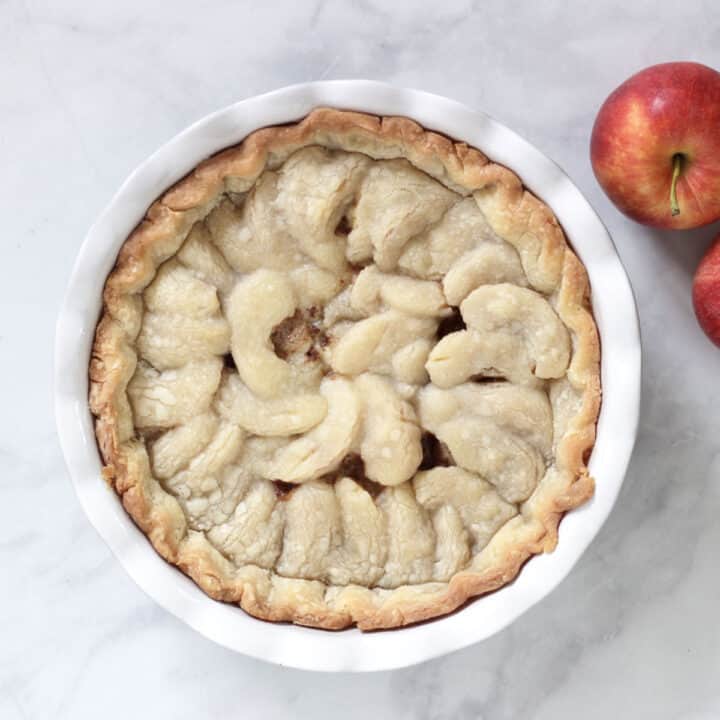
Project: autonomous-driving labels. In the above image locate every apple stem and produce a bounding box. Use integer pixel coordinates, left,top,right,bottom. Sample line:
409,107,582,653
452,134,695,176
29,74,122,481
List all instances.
670,153,683,216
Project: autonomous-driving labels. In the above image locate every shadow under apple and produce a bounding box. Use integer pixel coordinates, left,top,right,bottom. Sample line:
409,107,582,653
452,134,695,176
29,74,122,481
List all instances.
626,219,719,276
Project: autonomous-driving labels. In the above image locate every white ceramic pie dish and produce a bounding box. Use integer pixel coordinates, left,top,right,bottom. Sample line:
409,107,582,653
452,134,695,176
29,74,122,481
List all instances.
55,80,640,672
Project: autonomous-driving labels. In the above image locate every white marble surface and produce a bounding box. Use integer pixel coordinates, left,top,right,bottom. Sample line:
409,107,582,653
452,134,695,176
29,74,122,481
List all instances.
2,0,719,716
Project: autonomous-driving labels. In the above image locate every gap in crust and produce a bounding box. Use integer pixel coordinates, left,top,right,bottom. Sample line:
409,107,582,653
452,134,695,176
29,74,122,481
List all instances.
89,109,601,630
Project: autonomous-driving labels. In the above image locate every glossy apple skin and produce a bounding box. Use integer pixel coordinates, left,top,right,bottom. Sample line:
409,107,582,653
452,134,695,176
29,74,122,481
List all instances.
693,235,720,346
591,62,720,229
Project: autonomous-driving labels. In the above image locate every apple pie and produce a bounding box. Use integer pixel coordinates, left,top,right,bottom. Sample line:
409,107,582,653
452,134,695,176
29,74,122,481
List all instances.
90,109,600,630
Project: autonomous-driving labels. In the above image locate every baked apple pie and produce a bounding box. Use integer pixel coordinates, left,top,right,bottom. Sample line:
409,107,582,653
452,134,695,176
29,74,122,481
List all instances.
90,109,600,630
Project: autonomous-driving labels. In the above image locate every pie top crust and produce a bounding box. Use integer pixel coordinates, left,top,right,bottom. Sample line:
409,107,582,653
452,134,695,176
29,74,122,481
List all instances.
89,108,600,630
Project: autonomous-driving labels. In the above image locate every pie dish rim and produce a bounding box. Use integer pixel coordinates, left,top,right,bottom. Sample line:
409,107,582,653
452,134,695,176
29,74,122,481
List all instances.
55,80,640,671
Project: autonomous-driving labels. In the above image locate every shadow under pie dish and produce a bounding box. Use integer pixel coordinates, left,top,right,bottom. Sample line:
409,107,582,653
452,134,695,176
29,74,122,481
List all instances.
89,107,601,631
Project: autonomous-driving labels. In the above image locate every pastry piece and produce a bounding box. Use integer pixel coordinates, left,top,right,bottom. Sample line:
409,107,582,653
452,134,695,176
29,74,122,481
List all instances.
128,359,223,429
329,310,438,379
347,159,457,269
268,377,361,483
351,266,449,318
418,383,552,503
426,284,570,387
90,109,600,630
354,373,423,487
216,371,327,437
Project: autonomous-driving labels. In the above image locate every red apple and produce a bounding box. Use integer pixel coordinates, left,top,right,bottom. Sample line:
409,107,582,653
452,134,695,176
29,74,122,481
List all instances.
591,62,720,229
693,235,720,346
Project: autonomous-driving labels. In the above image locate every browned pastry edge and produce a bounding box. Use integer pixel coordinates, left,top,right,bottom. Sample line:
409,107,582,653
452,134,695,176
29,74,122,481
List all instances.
89,108,601,631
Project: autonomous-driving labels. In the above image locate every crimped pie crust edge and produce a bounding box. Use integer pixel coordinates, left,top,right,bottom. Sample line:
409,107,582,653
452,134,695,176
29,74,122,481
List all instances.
89,108,601,630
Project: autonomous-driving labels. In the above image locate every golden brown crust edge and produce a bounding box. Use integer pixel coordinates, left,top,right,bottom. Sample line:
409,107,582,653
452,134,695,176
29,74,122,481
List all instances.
89,108,601,631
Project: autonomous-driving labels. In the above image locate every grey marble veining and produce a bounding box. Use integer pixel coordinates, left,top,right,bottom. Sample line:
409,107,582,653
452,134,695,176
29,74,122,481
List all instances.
1,0,719,717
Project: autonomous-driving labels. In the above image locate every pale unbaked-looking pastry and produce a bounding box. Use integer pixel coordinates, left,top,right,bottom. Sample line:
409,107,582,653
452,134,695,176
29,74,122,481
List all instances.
90,109,600,630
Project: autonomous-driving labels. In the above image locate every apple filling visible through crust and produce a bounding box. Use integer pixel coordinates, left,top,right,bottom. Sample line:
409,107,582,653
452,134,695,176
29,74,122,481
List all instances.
91,111,600,630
